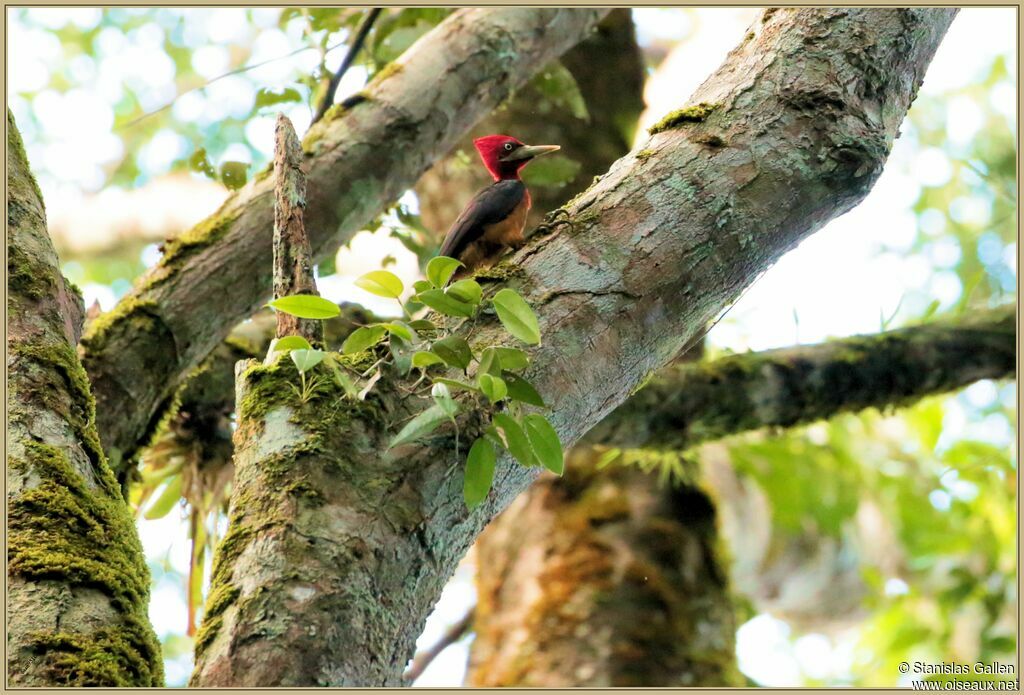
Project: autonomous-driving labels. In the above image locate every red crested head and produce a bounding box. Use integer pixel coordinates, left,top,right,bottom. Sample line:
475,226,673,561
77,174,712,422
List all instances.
473,134,561,181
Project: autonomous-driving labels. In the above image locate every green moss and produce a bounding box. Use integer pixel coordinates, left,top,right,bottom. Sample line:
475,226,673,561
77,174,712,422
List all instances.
156,204,241,273
9,340,106,469
25,624,162,687
369,60,404,85
7,242,57,300
79,297,162,356
8,108,45,208
635,149,656,161
8,442,162,685
647,102,722,135
193,582,241,654
472,261,525,283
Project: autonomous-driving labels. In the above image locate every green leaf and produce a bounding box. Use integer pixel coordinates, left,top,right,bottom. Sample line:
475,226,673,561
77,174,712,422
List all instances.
272,335,313,353
492,413,536,467
412,351,444,369
408,319,437,332
432,382,458,418
523,414,563,475
447,279,482,305
220,161,249,190
413,280,433,294
254,86,302,110
144,474,182,520
290,348,325,374
492,289,541,345
463,437,496,510
355,270,405,298
477,347,502,377
324,354,359,399
431,336,473,370
434,377,479,393
418,289,475,317
188,147,216,179
389,404,449,449
505,373,546,407
342,325,386,354
382,322,413,342
495,347,530,371
268,294,341,319
478,373,507,403
427,256,464,288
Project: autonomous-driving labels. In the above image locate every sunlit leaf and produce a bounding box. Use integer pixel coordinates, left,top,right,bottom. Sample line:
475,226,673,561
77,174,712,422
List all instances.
268,294,341,319
427,256,464,288
342,325,386,354
272,335,313,353
355,270,405,298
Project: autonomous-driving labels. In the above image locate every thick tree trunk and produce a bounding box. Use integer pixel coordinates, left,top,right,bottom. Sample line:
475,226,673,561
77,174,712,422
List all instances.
5,110,163,686
79,7,609,475
191,8,955,687
469,449,742,687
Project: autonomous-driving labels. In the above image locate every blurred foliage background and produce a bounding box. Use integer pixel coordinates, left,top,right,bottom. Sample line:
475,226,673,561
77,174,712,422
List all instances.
8,6,1017,687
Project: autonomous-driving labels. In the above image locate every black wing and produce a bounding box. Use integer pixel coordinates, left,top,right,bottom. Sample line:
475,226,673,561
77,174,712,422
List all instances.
438,179,526,259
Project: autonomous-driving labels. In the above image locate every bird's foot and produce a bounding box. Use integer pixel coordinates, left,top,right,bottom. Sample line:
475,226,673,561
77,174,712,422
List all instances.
533,208,575,237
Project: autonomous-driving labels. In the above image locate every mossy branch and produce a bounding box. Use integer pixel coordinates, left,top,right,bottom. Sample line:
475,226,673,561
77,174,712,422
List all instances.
6,109,163,686
585,305,1016,452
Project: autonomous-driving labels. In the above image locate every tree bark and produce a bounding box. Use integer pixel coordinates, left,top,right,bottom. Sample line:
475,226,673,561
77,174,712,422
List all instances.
79,7,609,474
5,110,163,686
190,8,955,687
586,303,1016,451
469,449,742,686
272,113,323,345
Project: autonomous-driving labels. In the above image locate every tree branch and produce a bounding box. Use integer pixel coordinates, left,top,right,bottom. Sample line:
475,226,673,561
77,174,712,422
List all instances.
311,8,383,125
403,607,475,684
80,8,610,473
272,113,322,344
189,8,956,687
6,110,163,686
586,304,1016,451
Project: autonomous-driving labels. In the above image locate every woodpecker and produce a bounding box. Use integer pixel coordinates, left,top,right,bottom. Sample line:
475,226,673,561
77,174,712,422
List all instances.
438,135,560,275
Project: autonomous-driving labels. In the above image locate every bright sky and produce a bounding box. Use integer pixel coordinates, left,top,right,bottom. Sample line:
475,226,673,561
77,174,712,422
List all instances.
8,6,1017,688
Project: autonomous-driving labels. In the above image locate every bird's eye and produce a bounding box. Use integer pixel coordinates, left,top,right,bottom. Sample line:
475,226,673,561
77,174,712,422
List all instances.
504,143,514,151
